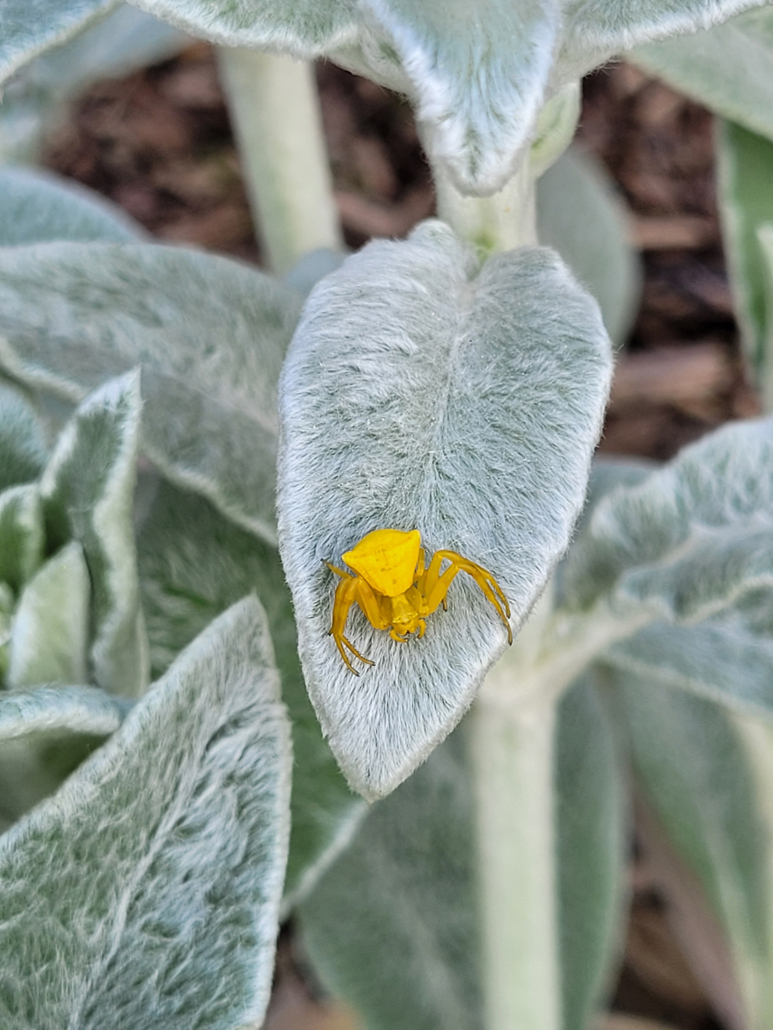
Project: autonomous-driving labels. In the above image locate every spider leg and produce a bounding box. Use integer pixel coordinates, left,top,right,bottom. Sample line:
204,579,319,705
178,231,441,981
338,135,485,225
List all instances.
424,550,512,644
329,575,374,675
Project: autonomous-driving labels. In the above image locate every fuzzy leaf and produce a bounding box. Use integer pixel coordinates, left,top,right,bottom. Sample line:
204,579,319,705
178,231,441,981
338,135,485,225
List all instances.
611,671,771,1021
7,541,91,689
559,0,772,82
631,7,773,141
40,373,148,697
0,684,126,833
0,167,143,246
0,241,302,542
0,596,291,1030
278,220,612,799
561,417,773,625
300,679,626,1030
0,0,119,85
130,0,356,50
716,120,773,387
354,0,561,195
137,479,364,903
0,382,47,492
537,147,641,344
0,485,44,595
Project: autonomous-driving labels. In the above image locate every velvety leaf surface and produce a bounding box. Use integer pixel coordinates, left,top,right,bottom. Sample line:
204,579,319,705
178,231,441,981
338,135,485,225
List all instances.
716,120,773,386
537,147,641,344
0,597,292,1030
0,0,118,84
137,479,364,902
355,0,561,195
7,541,90,689
300,679,626,1030
278,220,612,799
0,383,47,492
559,0,772,81
562,417,773,623
0,167,143,246
0,241,302,542
632,7,773,142
40,374,147,697
0,684,126,833
611,671,771,1019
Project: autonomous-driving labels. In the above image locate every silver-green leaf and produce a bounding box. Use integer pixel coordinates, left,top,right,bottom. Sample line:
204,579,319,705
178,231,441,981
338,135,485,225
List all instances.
0,241,302,542
0,683,127,833
537,146,641,345
40,373,148,697
278,220,612,799
0,596,292,1030
0,0,119,85
560,418,773,714
631,6,773,142
0,485,44,593
0,166,144,247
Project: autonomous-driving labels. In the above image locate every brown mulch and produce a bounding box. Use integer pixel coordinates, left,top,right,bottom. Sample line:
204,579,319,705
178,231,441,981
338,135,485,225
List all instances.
43,48,751,1030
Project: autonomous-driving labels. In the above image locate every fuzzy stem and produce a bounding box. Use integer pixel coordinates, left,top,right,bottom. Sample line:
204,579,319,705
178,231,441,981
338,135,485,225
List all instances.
434,156,537,256
217,48,342,274
468,682,560,1030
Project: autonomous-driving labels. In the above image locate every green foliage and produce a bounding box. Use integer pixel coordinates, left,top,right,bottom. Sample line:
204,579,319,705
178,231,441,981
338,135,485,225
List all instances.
0,597,292,1030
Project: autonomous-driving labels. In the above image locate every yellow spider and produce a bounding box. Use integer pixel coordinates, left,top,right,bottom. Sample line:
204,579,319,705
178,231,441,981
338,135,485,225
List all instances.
327,528,512,674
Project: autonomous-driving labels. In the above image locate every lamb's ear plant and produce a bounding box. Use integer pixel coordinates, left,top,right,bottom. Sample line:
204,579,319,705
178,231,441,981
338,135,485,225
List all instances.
5,1,773,1029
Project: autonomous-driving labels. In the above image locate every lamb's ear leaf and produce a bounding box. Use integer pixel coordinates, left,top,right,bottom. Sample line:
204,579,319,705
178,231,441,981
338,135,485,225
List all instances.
351,0,561,195
130,0,356,50
561,417,773,625
299,679,626,1030
715,120,773,390
0,241,302,543
137,479,364,905
40,373,148,698
0,382,47,492
0,166,144,246
610,670,771,1024
278,220,612,799
0,596,292,1030
7,541,91,689
0,684,127,833
631,6,773,141
537,147,641,345
558,0,771,82
0,0,118,85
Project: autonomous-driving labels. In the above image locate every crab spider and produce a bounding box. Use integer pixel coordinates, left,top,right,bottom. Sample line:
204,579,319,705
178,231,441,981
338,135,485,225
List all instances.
327,528,512,675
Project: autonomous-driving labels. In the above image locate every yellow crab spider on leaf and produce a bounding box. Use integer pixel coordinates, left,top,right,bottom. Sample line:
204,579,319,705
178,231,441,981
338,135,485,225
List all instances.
327,528,513,675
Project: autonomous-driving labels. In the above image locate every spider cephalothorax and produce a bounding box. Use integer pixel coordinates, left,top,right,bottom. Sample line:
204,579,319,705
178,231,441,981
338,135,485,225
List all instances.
327,528,512,674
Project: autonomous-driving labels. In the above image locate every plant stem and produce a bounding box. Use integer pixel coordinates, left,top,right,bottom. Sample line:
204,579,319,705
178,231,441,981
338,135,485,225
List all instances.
217,49,342,274
434,156,537,256
468,679,560,1030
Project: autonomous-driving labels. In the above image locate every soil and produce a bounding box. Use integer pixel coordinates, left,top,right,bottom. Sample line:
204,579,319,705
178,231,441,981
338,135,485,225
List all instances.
43,47,753,1030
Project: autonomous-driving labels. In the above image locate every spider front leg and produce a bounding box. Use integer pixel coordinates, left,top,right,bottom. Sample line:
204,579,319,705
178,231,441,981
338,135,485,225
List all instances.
424,550,512,643
327,564,389,674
